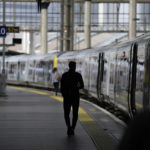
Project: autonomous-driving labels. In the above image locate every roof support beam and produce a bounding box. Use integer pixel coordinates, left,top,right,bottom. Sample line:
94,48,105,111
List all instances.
1,0,150,3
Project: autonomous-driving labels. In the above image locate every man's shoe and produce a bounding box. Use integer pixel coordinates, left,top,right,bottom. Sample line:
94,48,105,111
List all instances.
67,127,72,136
70,128,74,135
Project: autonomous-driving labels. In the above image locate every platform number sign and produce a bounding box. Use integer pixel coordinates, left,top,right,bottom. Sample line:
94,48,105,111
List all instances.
0,26,6,38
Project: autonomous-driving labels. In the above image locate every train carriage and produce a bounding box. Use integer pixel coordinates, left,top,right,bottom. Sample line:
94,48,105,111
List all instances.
97,33,150,117
6,55,29,82
6,52,61,88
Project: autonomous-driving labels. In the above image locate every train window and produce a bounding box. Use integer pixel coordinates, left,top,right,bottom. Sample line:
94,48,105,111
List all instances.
110,63,115,84
9,64,17,74
136,42,145,91
103,70,107,82
20,63,25,75
29,64,34,75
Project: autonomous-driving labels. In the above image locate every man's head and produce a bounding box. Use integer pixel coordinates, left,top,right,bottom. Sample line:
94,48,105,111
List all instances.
69,61,76,71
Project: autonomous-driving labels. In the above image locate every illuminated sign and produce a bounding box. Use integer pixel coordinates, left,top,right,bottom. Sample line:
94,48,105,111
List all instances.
0,26,6,38
6,26,20,33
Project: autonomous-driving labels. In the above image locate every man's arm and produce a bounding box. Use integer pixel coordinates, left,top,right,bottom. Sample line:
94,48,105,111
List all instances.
60,74,68,97
78,74,84,89
60,74,65,95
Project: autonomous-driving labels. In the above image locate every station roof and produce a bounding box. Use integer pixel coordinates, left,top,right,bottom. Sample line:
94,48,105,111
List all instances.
0,50,25,56
2,0,150,3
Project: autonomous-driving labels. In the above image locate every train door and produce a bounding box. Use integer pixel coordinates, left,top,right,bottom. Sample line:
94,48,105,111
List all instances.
134,41,146,112
100,52,110,100
19,62,26,81
108,51,116,102
27,60,35,82
88,55,98,95
128,43,138,117
115,45,131,114
143,40,150,109
17,61,20,81
97,53,104,100
82,55,90,92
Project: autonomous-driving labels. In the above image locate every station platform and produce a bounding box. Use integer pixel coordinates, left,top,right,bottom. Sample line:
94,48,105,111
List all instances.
0,86,126,150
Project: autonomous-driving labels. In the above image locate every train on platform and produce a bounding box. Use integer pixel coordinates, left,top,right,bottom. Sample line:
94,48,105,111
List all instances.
1,33,150,118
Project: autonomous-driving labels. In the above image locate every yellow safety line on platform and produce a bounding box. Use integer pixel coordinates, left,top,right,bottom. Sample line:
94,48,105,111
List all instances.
116,93,142,109
51,95,63,102
7,86,92,121
8,86,50,96
79,107,93,122
50,95,93,122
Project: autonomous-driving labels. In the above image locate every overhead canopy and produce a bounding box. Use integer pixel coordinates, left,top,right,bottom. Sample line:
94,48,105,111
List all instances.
1,0,150,3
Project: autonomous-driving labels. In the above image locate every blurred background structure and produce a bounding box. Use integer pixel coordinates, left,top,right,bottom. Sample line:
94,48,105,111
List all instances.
0,0,150,54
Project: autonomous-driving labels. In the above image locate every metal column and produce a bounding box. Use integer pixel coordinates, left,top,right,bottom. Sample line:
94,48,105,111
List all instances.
129,0,137,39
64,0,74,51
2,0,5,75
29,31,34,54
116,3,120,29
64,0,71,51
84,0,91,49
60,0,64,51
40,2,49,54
70,0,74,51
0,0,6,96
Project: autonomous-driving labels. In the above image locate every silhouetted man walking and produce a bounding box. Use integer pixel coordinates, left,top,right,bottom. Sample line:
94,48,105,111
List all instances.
61,61,84,136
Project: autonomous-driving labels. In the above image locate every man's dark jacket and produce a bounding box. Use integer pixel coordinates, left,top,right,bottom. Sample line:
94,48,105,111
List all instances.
61,70,84,99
